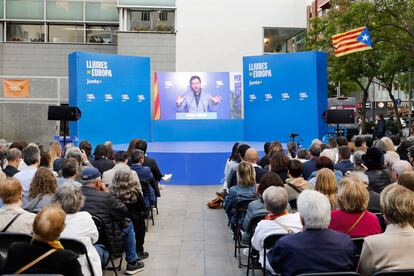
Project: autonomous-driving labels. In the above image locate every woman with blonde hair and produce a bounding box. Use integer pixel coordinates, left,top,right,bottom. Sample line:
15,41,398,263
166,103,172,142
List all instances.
381,137,395,152
329,177,381,237
48,141,62,168
358,184,414,275
224,161,257,228
315,168,337,209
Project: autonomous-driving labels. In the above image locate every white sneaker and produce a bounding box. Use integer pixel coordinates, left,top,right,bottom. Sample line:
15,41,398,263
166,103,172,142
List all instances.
161,174,172,182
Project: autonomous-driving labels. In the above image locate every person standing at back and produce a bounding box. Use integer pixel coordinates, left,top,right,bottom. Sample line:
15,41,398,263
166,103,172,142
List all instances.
373,114,386,139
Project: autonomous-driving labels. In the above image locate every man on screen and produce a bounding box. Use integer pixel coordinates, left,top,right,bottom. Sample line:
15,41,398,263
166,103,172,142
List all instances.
176,75,222,113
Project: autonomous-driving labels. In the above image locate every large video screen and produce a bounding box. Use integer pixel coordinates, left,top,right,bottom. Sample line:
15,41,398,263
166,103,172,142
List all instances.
154,72,242,120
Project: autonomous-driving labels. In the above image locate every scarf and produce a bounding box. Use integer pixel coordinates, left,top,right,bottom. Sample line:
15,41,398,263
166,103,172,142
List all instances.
265,210,289,220
47,240,64,250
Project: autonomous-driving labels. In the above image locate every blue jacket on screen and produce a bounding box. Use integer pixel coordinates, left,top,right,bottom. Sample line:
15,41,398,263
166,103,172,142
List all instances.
268,229,356,276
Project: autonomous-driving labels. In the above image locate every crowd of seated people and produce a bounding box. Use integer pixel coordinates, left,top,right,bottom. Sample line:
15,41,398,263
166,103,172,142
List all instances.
0,137,168,275
214,135,414,275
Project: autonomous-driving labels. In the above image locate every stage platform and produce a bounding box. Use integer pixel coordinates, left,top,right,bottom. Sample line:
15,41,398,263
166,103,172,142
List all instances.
113,141,266,185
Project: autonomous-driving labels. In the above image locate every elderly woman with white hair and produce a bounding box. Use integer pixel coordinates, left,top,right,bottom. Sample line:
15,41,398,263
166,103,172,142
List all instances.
251,186,302,274
267,190,355,275
52,184,103,276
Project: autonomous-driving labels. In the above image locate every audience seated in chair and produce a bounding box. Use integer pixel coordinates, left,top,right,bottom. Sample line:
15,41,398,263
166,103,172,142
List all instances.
79,167,144,275
267,190,356,275
284,159,311,204
302,144,322,180
251,186,302,274
52,184,103,276
269,152,290,182
225,144,251,189
14,145,41,192
329,177,381,237
3,148,21,177
224,161,257,227
334,146,355,175
102,151,141,191
308,156,343,187
56,158,82,187
358,184,414,276
64,146,94,180
135,139,165,195
242,172,284,240
2,204,82,276
23,167,57,213
0,178,35,234
315,168,338,209
347,171,382,212
91,144,114,175
110,165,148,260
130,150,156,209
362,147,392,193
391,160,412,184
229,148,267,189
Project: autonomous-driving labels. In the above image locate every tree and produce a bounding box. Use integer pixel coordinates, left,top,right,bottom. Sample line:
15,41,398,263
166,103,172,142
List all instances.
306,0,379,133
306,0,414,134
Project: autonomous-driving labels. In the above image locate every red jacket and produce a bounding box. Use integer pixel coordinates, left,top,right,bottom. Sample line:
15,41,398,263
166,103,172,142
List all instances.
329,210,382,237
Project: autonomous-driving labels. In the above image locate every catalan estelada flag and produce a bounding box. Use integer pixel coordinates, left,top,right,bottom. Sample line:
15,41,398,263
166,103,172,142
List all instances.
332,27,372,57
154,72,161,120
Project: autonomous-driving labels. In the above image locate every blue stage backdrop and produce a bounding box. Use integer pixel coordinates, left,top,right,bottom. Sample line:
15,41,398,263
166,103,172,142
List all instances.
69,52,151,146
243,51,328,147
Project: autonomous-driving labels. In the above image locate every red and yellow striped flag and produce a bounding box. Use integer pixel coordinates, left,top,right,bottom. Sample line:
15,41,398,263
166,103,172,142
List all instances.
154,72,161,120
332,27,372,57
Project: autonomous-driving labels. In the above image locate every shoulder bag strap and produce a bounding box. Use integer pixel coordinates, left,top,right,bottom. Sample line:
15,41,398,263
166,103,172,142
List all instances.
15,248,57,274
286,182,303,194
274,220,294,234
2,213,23,232
346,211,367,234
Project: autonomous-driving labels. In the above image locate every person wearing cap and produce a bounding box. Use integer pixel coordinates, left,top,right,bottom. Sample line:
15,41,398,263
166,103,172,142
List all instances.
80,167,145,275
362,147,392,193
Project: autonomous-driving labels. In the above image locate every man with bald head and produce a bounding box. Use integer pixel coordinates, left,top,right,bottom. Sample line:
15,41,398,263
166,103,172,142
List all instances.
228,147,267,189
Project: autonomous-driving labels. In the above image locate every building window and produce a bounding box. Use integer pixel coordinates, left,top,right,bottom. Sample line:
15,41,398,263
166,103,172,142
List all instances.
263,28,306,54
158,11,168,21
6,0,44,20
86,25,117,44
141,11,150,21
130,10,174,32
48,25,84,43
46,0,83,21
6,23,44,42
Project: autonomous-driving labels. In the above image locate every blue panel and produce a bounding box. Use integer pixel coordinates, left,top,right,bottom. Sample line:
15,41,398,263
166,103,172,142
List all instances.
113,141,266,185
243,51,328,147
68,52,151,146
151,120,244,142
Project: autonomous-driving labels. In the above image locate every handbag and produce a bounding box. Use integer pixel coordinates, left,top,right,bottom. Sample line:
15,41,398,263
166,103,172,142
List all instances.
346,210,367,234
207,196,223,209
15,248,57,274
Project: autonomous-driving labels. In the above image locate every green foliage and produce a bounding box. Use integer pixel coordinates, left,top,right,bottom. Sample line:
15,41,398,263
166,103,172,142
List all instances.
306,0,414,133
